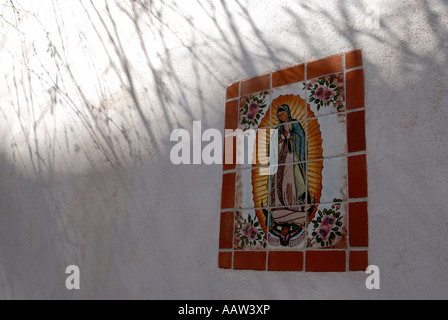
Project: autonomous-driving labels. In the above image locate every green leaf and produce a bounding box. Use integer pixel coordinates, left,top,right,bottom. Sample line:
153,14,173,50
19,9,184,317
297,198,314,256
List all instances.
321,242,325,247
336,221,343,227
336,232,342,237
312,232,317,237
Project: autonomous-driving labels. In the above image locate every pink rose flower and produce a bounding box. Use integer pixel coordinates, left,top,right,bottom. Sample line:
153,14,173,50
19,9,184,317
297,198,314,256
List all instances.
242,223,258,241
321,87,336,103
246,101,260,121
248,101,260,111
322,215,336,228
314,86,325,99
317,224,331,241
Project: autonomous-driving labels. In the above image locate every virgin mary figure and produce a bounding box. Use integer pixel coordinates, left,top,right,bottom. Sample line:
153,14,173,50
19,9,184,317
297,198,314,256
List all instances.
263,104,313,247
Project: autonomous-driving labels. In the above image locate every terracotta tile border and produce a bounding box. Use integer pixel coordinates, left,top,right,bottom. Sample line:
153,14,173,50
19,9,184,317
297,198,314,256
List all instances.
347,110,366,153
226,82,240,100
241,73,270,96
345,49,363,70
346,69,365,110
272,64,305,88
306,251,346,272
268,252,304,272
349,251,369,271
219,50,367,272
234,251,267,271
307,54,343,79
349,202,369,247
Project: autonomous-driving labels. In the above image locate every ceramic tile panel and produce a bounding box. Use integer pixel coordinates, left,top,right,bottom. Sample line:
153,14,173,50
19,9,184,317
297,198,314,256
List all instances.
220,50,368,272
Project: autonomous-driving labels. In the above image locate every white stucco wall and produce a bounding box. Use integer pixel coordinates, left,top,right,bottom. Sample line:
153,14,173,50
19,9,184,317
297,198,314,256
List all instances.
0,0,447,299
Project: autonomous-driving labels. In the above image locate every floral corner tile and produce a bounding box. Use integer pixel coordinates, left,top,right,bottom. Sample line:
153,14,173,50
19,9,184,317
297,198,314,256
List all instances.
234,210,267,250
304,73,345,117
307,202,347,249
238,91,271,130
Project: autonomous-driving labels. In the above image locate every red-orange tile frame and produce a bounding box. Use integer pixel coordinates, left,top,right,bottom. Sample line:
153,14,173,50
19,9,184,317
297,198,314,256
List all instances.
219,50,368,272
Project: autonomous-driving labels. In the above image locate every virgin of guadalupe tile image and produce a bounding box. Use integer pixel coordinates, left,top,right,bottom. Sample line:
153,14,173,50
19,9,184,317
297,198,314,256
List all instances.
239,85,347,250
248,91,324,249
264,104,312,247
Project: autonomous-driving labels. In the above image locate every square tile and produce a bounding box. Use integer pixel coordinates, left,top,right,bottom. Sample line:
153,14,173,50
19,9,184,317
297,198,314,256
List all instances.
271,84,307,125
349,251,369,271
269,163,308,208
219,252,233,269
307,203,347,249
234,210,267,250
267,205,307,249
309,157,348,205
345,50,363,70
308,113,347,160
236,168,269,210
239,92,271,130
304,73,345,117
269,120,307,166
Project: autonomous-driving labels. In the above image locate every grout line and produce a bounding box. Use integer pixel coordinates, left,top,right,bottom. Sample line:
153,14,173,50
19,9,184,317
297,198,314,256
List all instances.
342,53,350,272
